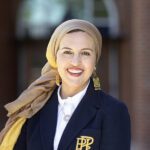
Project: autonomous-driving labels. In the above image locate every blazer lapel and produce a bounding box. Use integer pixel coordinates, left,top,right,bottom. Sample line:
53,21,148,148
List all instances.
58,81,101,150
39,88,58,150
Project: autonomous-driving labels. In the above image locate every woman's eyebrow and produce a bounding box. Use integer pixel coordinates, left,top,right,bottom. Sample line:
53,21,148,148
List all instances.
81,48,94,51
61,47,93,51
61,47,72,50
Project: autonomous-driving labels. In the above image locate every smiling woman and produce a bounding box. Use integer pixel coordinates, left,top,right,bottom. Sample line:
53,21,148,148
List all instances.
0,19,131,150
57,31,96,98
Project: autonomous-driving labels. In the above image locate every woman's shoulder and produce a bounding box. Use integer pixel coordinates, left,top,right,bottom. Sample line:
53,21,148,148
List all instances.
97,90,129,115
88,80,129,113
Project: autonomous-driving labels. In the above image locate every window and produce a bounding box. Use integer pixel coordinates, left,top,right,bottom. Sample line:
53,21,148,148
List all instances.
16,0,119,39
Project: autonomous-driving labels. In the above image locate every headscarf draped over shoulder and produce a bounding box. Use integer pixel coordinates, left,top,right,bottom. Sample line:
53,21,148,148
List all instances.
0,19,102,149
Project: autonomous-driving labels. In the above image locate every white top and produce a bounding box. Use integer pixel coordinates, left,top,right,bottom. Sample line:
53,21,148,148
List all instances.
53,82,89,150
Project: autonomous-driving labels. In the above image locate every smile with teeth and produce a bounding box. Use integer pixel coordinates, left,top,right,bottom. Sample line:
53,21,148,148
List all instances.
67,68,83,76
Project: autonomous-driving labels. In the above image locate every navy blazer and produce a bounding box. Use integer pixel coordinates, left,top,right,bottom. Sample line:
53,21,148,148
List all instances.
14,81,131,150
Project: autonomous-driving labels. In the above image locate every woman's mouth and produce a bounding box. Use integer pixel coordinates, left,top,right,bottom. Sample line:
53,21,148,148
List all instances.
67,68,83,77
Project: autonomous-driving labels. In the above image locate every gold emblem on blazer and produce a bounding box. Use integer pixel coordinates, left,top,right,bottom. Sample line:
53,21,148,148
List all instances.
75,136,94,150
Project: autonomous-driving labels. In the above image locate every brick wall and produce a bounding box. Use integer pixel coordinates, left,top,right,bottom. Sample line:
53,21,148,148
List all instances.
130,0,150,149
0,1,19,129
117,0,150,149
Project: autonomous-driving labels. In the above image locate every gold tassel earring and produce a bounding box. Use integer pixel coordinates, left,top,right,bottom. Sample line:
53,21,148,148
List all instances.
56,73,61,86
92,69,101,90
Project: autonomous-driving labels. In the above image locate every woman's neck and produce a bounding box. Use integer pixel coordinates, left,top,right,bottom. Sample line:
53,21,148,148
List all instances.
60,81,89,99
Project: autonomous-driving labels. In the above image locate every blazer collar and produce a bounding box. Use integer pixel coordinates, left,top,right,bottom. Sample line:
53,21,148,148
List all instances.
57,80,102,150
39,88,58,150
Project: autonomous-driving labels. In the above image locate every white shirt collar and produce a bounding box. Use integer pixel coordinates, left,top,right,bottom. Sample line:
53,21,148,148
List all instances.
54,81,90,150
57,81,90,108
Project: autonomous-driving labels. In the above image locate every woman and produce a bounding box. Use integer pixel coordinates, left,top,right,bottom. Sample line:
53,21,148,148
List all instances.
0,19,131,150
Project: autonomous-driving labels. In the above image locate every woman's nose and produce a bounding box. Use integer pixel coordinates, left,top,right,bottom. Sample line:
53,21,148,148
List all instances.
71,55,81,66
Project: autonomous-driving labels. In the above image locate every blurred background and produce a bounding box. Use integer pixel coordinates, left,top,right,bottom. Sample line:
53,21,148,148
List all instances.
0,0,149,149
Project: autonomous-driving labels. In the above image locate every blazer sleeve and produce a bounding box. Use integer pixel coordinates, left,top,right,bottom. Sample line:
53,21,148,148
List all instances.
13,121,27,150
100,102,131,150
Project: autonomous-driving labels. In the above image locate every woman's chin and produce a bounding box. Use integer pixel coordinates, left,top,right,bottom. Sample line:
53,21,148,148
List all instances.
63,79,88,90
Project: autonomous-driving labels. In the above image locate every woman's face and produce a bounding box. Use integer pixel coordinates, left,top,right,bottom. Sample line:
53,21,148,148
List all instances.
56,31,96,91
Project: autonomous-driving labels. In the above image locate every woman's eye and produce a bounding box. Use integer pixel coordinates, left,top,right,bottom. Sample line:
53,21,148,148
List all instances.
82,51,90,56
63,51,73,55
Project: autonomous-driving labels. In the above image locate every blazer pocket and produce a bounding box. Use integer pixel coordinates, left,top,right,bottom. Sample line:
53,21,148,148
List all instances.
70,129,101,150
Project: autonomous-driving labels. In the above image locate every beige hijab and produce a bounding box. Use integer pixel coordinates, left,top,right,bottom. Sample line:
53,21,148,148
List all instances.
0,19,102,144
